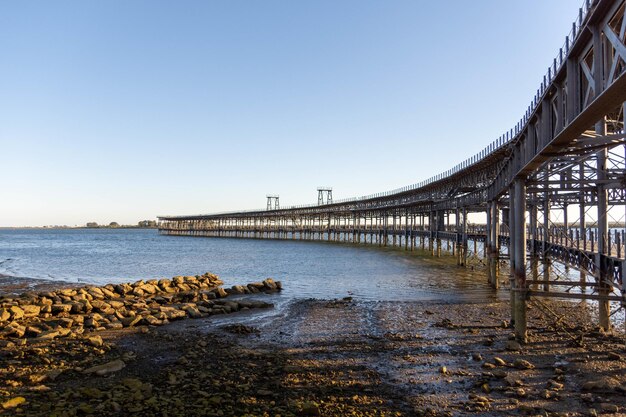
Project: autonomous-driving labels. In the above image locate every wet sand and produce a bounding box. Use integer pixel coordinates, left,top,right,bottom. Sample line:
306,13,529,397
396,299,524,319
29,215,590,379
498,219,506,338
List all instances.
0,274,79,297
2,292,625,416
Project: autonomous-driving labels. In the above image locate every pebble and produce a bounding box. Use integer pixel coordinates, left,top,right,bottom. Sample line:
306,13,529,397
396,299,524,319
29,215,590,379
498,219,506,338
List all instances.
87,335,104,347
506,340,522,351
582,377,621,392
493,357,507,366
301,401,321,416
513,359,534,370
1,397,26,409
599,403,619,413
548,379,564,391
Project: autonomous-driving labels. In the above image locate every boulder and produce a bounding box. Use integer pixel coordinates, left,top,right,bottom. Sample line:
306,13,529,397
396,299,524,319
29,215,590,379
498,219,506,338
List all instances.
83,359,126,376
39,297,53,305
87,287,105,299
22,305,41,317
142,315,162,326
184,306,203,319
105,321,124,330
229,285,246,295
263,278,277,290
163,308,186,321
100,287,117,299
91,300,115,315
25,326,43,337
35,330,61,341
9,306,24,320
70,302,85,314
121,316,142,327
114,283,133,295
51,304,73,315
140,284,158,294
158,279,172,290
3,323,26,338
84,317,99,328
131,287,145,297
57,318,74,328
213,287,228,298
223,301,239,312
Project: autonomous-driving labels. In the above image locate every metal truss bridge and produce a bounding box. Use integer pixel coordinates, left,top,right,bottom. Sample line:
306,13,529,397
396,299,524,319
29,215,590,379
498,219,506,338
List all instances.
159,0,626,341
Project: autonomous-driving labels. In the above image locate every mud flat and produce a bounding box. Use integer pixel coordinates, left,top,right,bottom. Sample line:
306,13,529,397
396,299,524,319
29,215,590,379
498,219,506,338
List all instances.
0,274,79,297
0,275,625,416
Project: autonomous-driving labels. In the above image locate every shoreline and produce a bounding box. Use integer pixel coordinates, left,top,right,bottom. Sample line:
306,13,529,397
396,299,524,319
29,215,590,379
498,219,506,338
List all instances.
0,227,158,230
0,276,624,416
0,273,80,297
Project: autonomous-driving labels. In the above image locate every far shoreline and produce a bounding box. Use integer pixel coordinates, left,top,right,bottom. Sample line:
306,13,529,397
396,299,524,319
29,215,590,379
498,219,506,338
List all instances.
0,226,158,230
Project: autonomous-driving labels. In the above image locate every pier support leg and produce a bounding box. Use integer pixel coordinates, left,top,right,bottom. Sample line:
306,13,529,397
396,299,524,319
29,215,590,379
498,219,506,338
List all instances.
506,198,516,328
542,192,551,292
597,136,611,330
489,201,500,288
593,27,611,331
530,204,539,290
513,179,527,343
462,208,468,266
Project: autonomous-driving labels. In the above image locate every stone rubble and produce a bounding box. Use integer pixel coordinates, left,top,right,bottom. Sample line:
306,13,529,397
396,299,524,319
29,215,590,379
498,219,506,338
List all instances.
0,273,281,344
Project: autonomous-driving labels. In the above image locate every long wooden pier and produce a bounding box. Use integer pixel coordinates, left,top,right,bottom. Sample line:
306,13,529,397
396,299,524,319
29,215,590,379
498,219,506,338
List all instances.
160,0,626,342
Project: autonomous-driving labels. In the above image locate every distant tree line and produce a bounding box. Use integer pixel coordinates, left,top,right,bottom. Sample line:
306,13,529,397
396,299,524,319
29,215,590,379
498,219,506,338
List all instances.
84,220,157,228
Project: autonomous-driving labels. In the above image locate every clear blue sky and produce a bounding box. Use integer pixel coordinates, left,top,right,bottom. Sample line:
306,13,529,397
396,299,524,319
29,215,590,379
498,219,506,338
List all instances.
1,0,581,226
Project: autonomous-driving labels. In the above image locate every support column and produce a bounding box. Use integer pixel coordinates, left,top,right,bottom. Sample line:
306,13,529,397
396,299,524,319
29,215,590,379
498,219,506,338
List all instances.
593,25,611,330
543,189,551,292
530,203,539,290
436,210,444,257
490,201,500,288
579,162,587,295
462,208,468,266
513,178,527,342
429,212,435,256
596,128,611,330
506,197,516,327
405,209,409,250
486,204,493,284
455,208,462,265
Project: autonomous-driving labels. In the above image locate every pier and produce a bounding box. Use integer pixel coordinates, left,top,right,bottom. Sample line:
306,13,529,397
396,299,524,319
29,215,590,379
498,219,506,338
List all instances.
160,0,626,342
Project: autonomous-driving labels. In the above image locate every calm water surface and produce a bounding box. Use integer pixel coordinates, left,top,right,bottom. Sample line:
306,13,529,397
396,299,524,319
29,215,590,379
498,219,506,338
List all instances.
0,228,499,303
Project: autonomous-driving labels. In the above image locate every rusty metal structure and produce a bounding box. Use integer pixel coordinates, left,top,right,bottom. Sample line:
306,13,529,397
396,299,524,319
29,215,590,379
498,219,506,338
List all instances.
159,0,626,341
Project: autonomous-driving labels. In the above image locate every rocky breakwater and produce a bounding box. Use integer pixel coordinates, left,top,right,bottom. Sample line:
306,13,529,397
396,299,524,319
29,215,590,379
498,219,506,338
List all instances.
0,273,282,345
